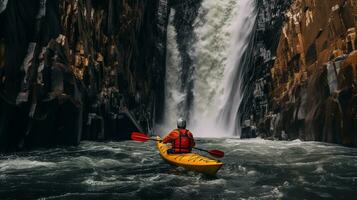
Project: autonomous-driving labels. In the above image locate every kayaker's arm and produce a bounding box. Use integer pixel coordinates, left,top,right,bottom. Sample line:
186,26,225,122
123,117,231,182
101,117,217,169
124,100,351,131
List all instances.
192,139,196,147
189,132,196,147
162,131,178,143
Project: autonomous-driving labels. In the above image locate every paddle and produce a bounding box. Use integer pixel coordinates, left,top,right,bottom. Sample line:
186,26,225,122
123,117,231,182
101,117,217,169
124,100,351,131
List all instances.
131,132,225,158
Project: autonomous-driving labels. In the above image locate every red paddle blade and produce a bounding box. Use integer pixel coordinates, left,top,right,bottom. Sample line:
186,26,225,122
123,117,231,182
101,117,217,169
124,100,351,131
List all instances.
208,150,224,158
131,132,150,142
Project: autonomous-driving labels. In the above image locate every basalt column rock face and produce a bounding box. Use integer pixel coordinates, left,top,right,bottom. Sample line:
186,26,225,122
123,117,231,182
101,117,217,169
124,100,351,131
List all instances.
242,0,357,146
240,0,292,139
0,0,164,152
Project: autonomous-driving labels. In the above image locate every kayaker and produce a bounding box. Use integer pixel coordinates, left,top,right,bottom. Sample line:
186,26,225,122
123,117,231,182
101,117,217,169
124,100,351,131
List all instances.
162,118,195,154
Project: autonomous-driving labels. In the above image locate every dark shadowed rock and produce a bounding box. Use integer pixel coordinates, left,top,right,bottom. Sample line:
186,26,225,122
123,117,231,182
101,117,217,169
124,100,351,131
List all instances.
0,0,164,152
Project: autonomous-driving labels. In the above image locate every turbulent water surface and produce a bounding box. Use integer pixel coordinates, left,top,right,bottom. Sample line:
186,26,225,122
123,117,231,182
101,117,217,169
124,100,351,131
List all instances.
1,139,357,199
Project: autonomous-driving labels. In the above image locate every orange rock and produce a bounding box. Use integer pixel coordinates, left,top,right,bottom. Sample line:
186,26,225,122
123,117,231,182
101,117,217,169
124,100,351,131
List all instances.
341,51,357,86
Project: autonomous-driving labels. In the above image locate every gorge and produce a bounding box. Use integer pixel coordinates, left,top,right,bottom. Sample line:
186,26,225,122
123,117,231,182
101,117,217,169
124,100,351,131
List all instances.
1,0,357,199
0,0,356,149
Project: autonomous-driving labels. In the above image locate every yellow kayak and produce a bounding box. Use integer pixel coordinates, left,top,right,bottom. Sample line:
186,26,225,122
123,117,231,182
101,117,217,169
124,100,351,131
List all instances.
156,136,223,175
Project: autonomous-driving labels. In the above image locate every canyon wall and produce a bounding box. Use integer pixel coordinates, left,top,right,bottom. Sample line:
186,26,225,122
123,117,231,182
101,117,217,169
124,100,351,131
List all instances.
241,0,357,146
0,0,167,152
1,0,356,151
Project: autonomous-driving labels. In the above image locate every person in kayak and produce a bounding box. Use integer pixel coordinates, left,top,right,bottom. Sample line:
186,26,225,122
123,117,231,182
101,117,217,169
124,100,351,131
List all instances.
162,118,195,154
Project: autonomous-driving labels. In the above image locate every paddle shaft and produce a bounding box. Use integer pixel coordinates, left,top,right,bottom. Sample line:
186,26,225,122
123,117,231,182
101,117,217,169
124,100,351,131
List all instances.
146,138,207,151
192,147,210,153
131,132,224,158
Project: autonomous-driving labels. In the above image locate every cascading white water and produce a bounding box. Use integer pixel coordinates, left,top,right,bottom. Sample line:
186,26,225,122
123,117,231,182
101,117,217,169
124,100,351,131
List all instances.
159,0,257,137
158,8,186,133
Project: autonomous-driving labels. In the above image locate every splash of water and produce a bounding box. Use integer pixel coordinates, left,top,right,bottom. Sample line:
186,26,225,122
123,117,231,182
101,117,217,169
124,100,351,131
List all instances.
159,0,257,137
215,0,257,136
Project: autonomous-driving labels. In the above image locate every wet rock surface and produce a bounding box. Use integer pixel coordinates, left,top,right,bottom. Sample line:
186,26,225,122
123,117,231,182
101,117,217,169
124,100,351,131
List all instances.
241,0,357,146
240,0,293,139
0,0,167,152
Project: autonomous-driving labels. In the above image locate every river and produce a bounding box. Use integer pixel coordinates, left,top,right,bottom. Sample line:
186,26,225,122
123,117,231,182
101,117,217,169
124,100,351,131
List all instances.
1,138,357,199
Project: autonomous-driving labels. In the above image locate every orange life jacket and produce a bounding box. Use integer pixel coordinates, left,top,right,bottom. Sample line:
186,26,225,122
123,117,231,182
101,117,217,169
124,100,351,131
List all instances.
172,129,193,153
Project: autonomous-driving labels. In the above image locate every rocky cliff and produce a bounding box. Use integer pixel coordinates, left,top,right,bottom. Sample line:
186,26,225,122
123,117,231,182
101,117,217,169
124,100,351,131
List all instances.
0,0,167,152
241,0,357,146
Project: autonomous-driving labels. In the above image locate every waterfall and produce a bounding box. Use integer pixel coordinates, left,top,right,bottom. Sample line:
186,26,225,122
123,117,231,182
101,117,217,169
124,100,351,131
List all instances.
158,0,257,137
160,8,185,130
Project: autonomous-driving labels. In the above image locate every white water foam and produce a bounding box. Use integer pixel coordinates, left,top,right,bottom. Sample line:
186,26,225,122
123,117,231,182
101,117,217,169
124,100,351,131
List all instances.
0,159,56,171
